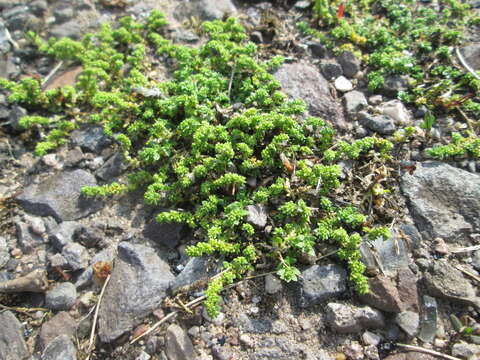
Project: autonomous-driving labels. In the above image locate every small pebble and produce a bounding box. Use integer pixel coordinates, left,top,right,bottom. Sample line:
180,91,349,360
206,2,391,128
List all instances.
334,76,354,92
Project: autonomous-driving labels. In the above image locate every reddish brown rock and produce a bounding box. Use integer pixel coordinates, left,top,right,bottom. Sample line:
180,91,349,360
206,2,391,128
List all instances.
396,268,419,311
38,312,76,351
359,275,404,313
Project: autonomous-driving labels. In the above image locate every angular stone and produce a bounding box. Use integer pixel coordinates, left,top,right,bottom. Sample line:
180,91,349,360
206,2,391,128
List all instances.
0,311,29,360
275,63,347,130
45,282,77,311
395,311,419,337
401,162,480,243
0,269,48,293
62,243,89,271
49,20,83,39
98,242,175,343
265,274,282,295
49,221,80,251
246,204,267,228
338,51,361,78
299,264,347,307
41,335,76,360
143,216,183,249
381,75,410,97
170,257,220,295
359,275,404,313
75,247,115,289
396,268,419,311
16,170,102,222
95,152,128,181
359,111,396,135
70,126,111,153
359,236,410,276
424,260,478,306
165,324,195,360
451,343,480,359
325,302,385,333
344,90,368,115
380,100,411,126
39,312,77,351
16,220,45,253
320,61,343,80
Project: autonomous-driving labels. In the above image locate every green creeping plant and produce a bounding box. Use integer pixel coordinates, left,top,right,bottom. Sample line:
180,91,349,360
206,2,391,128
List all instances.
2,12,393,318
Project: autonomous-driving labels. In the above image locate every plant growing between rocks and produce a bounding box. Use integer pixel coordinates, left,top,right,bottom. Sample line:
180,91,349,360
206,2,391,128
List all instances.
0,12,393,317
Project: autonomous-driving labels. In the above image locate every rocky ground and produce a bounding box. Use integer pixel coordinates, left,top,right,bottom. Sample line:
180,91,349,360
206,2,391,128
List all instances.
1,0,480,360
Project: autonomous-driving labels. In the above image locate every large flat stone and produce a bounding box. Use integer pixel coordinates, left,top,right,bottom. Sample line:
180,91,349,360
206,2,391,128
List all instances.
17,170,103,222
0,311,29,359
98,242,175,343
275,63,347,130
401,162,480,243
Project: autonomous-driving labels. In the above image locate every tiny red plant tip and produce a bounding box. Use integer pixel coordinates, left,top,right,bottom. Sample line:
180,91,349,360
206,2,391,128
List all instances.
338,3,345,20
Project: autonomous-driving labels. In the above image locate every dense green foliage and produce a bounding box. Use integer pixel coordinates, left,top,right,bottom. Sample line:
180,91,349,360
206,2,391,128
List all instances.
0,13,393,317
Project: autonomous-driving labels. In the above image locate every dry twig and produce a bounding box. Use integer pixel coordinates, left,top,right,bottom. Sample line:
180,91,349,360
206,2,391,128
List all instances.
85,274,111,360
396,343,462,360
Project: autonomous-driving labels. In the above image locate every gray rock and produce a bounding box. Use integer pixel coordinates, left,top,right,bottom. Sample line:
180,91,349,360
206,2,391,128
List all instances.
380,100,411,126
246,204,267,228
98,242,175,343
307,41,326,58
299,264,347,307
344,90,368,114
39,312,77,351
53,6,74,24
338,51,360,78
237,313,272,334
0,53,19,79
191,0,236,20
9,105,27,131
41,335,76,360
401,162,480,243
275,63,347,130
0,20,11,55
381,75,410,97
29,0,48,16
265,274,282,294
170,257,220,294
320,61,343,80
460,43,480,70
16,220,45,253
395,311,419,337
49,221,80,251
165,324,195,360
295,0,312,9
95,152,128,181
0,311,29,360
71,126,111,153
17,169,102,222
362,331,382,346
451,343,480,359
424,260,478,306
49,253,68,268
45,282,77,311
359,275,404,313
143,216,183,249
62,243,89,271
136,351,151,360
359,111,396,135
325,302,385,333
50,20,83,39
418,295,437,344
64,147,84,167
73,225,103,248
0,236,10,268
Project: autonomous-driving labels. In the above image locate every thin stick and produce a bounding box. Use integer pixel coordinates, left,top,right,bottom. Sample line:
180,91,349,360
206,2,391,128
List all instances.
451,244,480,254
456,107,477,135
227,61,236,99
454,265,480,283
455,47,480,81
396,343,462,360
85,275,111,360
41,61,64,88
0,303,48,315
130,295,205,344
